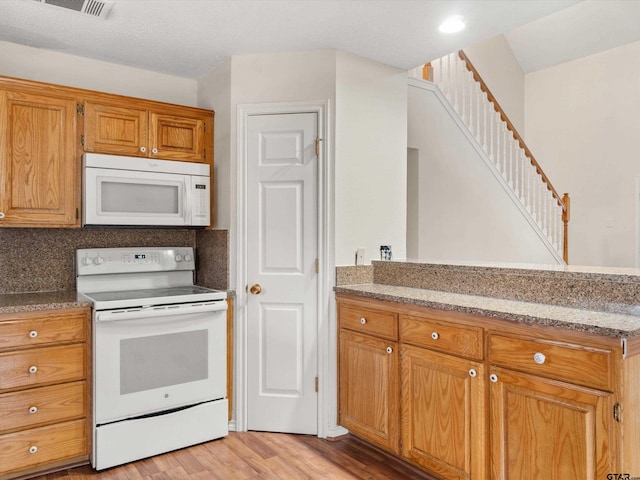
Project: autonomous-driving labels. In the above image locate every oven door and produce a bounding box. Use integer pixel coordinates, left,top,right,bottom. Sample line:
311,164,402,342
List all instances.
94,301,227,425
83,166,189,226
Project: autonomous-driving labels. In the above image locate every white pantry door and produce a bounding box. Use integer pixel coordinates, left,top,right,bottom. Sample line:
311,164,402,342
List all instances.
246,112,318,434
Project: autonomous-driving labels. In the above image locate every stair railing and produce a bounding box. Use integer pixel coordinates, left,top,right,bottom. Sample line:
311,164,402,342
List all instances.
418,51,570,263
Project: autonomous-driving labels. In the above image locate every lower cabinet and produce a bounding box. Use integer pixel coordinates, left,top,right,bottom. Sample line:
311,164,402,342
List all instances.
489,367,613,479
336,293,633,480
401,344,486,480
339,329,400,454
0,307,91,479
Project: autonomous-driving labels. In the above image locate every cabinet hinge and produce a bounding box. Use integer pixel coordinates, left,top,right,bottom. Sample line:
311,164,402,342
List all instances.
315,138,322,156
80,134,85,147
75,208,79,220
614,403,622,422
203,148,206,159
76,103,84,115
315,376,318,393
315,258,319,273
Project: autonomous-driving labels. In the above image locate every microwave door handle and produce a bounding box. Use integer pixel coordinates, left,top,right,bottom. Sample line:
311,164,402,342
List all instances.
184,177,192,224
95,302,228,322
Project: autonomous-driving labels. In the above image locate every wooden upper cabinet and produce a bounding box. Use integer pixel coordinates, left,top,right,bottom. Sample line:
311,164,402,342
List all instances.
83,100,212,163
84,102,148,157
0,87,78,227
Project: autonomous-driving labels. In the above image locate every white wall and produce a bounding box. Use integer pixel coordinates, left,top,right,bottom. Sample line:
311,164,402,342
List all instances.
408,82,559,265
464,35,526,134
334,52,408,264
0,41,198,106
200,49,408,268
198,59,232,231
525,39,640,267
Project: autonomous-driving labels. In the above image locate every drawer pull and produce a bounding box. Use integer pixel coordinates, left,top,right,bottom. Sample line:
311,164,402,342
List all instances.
431,332,439,340
360,317,367,325
490,373,499,383
29,330,38,338
469,369,477,377
29,446,38,454
29,365,38,374
533,352,547,365
386,346,393,354
29,406,38,414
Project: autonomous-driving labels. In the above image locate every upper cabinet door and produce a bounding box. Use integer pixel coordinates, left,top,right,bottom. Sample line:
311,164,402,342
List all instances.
0,89,78,227
84,102,149,157
149,112,209,162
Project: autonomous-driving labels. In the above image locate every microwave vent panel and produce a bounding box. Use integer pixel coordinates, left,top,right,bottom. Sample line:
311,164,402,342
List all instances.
33,0,114,19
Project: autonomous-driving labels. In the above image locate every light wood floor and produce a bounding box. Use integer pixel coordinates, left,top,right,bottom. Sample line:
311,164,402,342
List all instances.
36,432,437,480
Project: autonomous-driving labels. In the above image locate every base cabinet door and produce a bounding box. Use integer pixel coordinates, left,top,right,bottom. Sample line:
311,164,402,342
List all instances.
489,366,614,480
401,344,486,480
339,329,399,454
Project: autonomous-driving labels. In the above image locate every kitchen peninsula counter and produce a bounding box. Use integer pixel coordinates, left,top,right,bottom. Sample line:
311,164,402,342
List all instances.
335,261,640,339
335,283,640,338
0,290,91,314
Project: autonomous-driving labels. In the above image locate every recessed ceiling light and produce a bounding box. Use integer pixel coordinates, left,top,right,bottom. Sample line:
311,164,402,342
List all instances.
439,15,466,34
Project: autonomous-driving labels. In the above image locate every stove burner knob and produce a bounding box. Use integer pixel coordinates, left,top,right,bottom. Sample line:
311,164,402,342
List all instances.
82,257,92,266
93,256,104,265
175,254,183,262
184,254,192,262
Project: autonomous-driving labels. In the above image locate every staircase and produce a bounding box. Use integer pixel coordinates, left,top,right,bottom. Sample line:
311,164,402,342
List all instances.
409,51,569,263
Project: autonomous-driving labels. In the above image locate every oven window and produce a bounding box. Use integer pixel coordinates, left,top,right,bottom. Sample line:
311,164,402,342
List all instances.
102,182,180,214
120,330,208,394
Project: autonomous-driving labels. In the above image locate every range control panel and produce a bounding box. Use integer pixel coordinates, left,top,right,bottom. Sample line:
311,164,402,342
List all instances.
76,247,195,275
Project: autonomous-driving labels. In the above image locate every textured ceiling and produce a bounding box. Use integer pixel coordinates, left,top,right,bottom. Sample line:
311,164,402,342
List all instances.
0,0,582,79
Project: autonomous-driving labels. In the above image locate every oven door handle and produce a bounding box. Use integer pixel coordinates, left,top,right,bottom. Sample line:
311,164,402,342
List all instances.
95,302,227,322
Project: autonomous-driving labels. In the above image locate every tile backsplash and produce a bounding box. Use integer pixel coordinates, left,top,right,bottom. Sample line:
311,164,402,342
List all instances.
0,228,229,293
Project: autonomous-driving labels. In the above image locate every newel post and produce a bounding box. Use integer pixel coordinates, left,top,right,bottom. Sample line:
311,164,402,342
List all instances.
562,193,570,264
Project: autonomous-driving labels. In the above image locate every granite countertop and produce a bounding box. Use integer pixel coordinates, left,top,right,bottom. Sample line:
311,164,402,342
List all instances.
335,283,640,338
0,291,92,314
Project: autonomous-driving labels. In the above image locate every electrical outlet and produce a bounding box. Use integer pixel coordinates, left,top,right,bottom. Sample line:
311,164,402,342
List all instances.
356,248,365,265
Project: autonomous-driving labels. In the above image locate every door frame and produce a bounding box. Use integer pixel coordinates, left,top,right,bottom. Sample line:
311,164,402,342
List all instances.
235,101,333,437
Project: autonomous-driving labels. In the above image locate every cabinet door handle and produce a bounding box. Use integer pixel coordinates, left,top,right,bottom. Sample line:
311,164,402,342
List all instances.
29,330,38,338
29,365,38,374
140,146,147,153
29,446,38,454
386,346,393,354
0,212,5,219
431,332,439,340
533,352,546,364
152,147,158,154
469,369,477,377
29,406,38,414
490,373,499,383
360,317,367,325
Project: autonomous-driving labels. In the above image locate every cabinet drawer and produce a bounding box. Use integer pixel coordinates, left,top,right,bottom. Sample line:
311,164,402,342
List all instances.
401,314,483,360
339,303,398,340
0,419,87,476
0,344,86,392
488,334,614,391
0,311,86,351
0,382,86,434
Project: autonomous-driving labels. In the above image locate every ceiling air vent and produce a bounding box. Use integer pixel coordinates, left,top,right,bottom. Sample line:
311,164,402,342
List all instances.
33,0,114,19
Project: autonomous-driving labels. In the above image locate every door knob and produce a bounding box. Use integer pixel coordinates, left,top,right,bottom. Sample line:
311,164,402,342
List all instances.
250,284,262,295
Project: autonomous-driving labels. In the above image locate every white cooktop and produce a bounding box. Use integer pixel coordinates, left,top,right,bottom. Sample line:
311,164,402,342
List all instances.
76,247,226,310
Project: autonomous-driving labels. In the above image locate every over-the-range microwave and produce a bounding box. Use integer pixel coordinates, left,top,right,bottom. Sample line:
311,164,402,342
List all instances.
82,153,210,227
